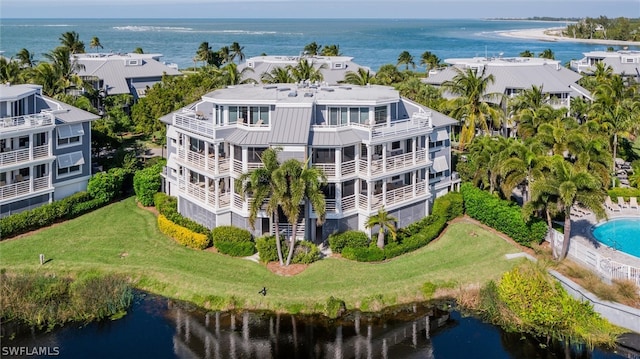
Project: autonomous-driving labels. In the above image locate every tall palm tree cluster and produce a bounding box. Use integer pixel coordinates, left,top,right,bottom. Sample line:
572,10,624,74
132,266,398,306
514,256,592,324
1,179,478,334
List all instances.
237,148,326,266
260,58,327,84
193,41,245,68
456,65,639,260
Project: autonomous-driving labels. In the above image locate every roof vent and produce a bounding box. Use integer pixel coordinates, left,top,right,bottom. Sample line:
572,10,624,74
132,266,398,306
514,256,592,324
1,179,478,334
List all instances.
278,87,291,92
263,85,277,89
288,91,298,97
304,92,314,97
339,86,352,90
320,87,335,92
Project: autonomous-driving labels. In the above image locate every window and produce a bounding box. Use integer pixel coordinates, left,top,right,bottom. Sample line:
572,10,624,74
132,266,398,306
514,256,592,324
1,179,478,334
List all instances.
328,107,348,126
34,132,47,146
374,106,387,125
18,136,29,148
248,147,267,162
57,151,84,177
249,106,269,125
349,107,369,124
391,141,401,150
229,106,238,124
57,124,84,147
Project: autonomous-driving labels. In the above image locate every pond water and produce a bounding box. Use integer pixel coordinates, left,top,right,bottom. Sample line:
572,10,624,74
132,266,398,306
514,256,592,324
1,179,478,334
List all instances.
1,293,628,359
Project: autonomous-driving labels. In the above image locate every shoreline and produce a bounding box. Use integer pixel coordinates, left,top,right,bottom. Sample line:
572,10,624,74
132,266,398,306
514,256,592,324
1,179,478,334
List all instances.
498,27,640,47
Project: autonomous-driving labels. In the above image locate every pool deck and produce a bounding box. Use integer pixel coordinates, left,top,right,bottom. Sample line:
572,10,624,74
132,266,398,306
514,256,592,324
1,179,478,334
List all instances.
570,206,640,269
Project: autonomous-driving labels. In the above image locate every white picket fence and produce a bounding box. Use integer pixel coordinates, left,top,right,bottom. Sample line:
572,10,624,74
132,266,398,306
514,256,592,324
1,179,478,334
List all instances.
549,230,640,287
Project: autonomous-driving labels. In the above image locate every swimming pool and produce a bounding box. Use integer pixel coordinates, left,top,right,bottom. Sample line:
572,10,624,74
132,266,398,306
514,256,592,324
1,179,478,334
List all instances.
591,218,640,258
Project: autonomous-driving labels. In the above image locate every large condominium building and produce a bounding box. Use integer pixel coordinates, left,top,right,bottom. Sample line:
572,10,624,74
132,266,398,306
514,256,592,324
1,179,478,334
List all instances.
0,84,99,217
238,55,372,84
570,50,640,80
161,83,459,242
424,56,592,109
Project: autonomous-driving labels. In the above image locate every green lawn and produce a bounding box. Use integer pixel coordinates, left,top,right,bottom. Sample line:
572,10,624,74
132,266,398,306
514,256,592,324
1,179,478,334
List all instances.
0,197,524,313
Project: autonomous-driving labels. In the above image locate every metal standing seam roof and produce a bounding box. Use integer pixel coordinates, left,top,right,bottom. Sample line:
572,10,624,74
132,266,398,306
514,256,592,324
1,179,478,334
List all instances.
224,107,313,145
76,57,182,95
310,129,367,147
35,97,100,124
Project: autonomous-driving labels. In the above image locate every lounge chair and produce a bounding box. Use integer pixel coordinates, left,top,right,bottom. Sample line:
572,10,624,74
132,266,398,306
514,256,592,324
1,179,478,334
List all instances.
605,196,621,212
630,197,639,210
570,206,583,218
617,197,628,209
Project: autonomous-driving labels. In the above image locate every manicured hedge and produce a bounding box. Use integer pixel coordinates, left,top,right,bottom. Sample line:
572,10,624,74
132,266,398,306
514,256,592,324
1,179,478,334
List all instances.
255,235,285,263
134,163,164,206
0,191,104,239
339,191,463,262
87,168,126,203
328,230,369,254
157,214,210,249
211,226,255,257
153,193,209,235
608,187,640,202
461,183,547,246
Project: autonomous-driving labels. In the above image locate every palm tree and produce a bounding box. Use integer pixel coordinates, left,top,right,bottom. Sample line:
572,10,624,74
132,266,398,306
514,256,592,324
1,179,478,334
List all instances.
464,135,512,193
230,42,245,63
303,42,322,56
196,42,214,67
499,139,547,203
59,31,85,54
218,46,233,65
273,159,326,266
396,51,416,70
527,155,606,260
27,62,61,96
591,62,613,81
419,51,441,72
365,207,397,249
320,44,340,56
538,48,555,60
0,57,23,84
261,66,294,84
519,50,534,57
288,59,326,83
16,48,36,68
237,148,286,265
89,37,103,52
217,62,255,86
343,68,373,86
441,67,503,150
374,64,404,86
133,47,144,54
42,46,86,96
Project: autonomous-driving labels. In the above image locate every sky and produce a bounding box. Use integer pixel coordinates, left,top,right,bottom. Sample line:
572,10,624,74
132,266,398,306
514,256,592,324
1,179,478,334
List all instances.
1,0,639,18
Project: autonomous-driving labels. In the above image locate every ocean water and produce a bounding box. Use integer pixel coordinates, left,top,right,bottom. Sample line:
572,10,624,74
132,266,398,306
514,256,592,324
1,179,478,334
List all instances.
1,18,638,71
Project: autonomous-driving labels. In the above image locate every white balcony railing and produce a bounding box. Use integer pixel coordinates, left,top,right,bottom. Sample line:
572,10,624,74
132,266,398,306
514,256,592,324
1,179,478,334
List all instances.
342,160,356,176
368,113,431,142
173,113,215,137
358,149,427,177
0,113,54,133
341,195,356,212
312,163,335,178
0,145,52,167
0,176,52,201
357,180,428,212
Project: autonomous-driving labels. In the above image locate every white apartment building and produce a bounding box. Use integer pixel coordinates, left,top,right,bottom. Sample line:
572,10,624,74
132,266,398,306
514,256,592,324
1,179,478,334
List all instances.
161,83,459,242
0,84,98,217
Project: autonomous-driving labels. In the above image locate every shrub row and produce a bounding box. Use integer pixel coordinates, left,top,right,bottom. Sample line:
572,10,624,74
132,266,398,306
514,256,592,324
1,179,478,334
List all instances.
608,187,640,202
134,162,164,206
211,226,255,257
328,230,369,253
255,235,321,264
461,183,547,246
341,191,463,262
153,193,209,235
157,214,210,249
0,192,107,239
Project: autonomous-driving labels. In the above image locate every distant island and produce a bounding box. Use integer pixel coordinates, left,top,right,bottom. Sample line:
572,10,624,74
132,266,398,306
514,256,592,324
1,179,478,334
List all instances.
488,17,581,22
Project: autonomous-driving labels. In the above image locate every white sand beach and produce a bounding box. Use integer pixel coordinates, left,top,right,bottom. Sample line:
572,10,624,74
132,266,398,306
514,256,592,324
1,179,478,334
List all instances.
500,27,640,46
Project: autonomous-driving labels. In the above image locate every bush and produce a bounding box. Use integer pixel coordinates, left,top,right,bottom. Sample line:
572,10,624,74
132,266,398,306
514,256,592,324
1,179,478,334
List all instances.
157,215,210,249
342,245,385,262
255,235,287,263
325,296,346,319
608,187,640,202
87,168,125,202
461,183,547,246
291,241,321,264
328,230,369,253
153,193,209,235
0,192,103,239
211,226,254,256
133,163,163,206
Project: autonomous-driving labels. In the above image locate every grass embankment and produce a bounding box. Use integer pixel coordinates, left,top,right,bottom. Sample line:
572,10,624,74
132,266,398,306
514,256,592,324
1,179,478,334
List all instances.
0,197,523,314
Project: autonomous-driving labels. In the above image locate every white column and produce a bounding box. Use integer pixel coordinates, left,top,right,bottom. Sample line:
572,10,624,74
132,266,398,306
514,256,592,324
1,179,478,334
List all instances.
335,147,341,179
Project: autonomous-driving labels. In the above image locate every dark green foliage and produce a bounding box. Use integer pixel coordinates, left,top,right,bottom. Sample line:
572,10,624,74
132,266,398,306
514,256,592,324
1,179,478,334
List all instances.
341,245,385,262
325,296,346,319
87,168,126,202
328,230,369,253
339,191,463,262
133,162,164,206
607,187,640,202
0,191,107,239
153,192,209,235
0,271,132,329
212,226,255,257
291,241,321,264
461,183,547,246
255,235,287,263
